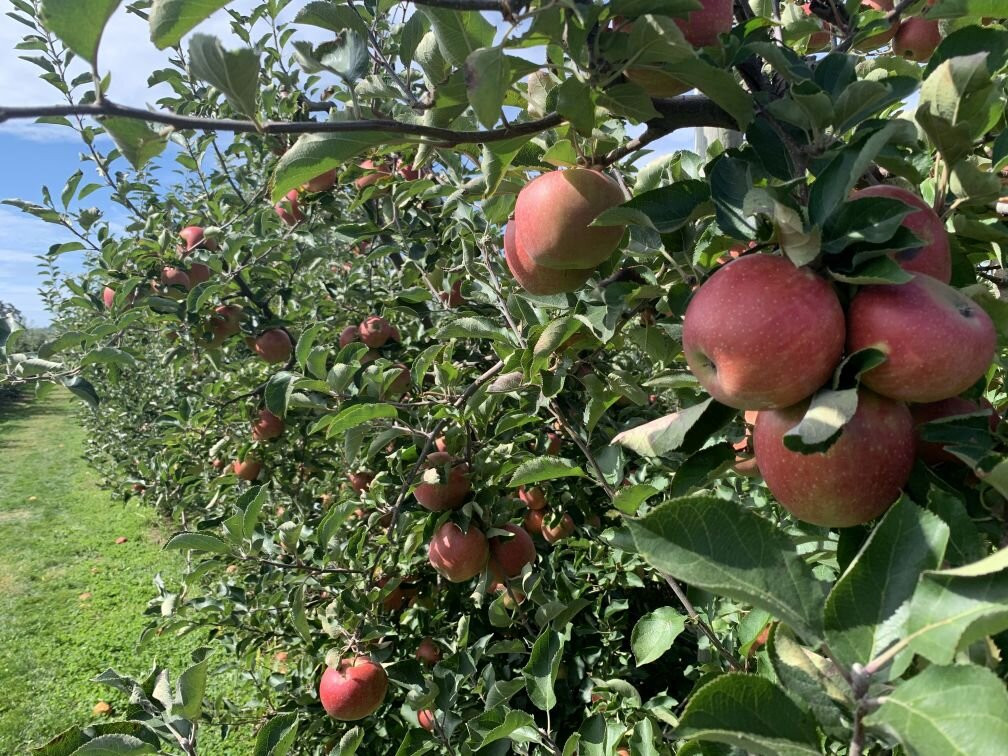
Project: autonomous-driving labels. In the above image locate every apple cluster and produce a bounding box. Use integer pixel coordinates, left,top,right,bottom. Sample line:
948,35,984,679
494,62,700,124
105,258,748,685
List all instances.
504,168,625,295
684,186,997,528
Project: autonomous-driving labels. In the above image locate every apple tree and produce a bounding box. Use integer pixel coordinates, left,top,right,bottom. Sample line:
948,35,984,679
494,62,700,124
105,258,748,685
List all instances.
4,0,1008,754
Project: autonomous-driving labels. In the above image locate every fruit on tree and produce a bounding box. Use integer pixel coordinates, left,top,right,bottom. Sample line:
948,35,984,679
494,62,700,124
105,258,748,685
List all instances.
428,521,489,582
378,576,418,611
733,410,760,477
304,168,337,193
801,4,831,50
910,397,997,465
674,0,734,47
416,637,441,666
208,304,244,345
489,523,537,579
251,409,285,441
349,471,374,493
518,486,547,510
854,0,897,51
274,189,304,226
440,280,464,308
254,329,293,364
179,225,217,253
753,389,915,527
514,169,625,270
418,709,435,731
545,431,562,455
524,508,545,536
383,364,411,400
398,162,422,181
683,254,845,409
413,452,471,511
160,266,190,296
338,325,359,347
847,274,996,403
187,262,212,286
102,286,116,309
359,315,393,348
542,512,575,543
355,160,392,189
850,186,950,282
319,656,388,720
893,17,941,60
504,221,594,295
233,457,262,482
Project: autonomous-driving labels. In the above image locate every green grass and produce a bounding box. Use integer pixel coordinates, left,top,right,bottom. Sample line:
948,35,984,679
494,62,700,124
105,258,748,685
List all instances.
0,392,255,754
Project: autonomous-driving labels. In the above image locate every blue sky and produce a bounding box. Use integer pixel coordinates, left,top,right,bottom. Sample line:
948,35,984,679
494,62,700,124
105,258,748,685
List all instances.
0,2,693,326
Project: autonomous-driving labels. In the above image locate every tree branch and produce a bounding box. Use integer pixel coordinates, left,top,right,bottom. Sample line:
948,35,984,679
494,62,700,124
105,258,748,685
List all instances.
409,0,527,19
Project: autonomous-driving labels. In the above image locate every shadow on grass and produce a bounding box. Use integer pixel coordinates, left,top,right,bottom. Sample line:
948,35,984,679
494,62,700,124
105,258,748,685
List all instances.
0,391,72,449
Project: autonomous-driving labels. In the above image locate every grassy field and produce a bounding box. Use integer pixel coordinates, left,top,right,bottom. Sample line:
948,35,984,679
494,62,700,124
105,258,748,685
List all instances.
0,393,255,753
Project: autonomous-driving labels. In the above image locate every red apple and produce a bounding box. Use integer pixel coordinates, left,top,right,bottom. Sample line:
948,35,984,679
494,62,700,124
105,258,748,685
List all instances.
355,160,392,189
233,457,262,481
801,4,832,50
338,325,359,348
251,409,284,441
254,329,293,364
542,512,575,543
440,280,464,308
518,486,547,510
378,576,418,611
160,266,190,297
545,432,562,455
304,168,337,193
274,189,304,226
847,274,996,403
398,162,422,181
359,315,393,348
349,471,374,493
102,286,116,309
489,523,537,579
319,656,388,720
524,508,546,536
428,521,489,582
733,410,760,478
418,709,435,731
911,397,997,465
754,389,915,527
504,220,594,295
854,0,897,51
514,169,625,270
414,452,471,511
207,304,243,345
892,17,941,60
383,364,411,400
683,254,845,410
850,186,950,282
673,0,734,46
416,638,441,666
179,226,217,254
187,262,212,286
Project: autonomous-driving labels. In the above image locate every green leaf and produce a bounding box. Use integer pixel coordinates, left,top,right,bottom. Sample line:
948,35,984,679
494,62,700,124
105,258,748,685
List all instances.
264,371,296,418
768,626,848,738
272,132,399,201
291,585,312,644
100,118,166,170
611,483,661,514
241,485,267,539
624,180,711,233
80,347,138,369
174,655,209,719
61,376,100,408
338,726,364,756
67,734,157,754
610,398,736,458
163,532,232,555
864,665,1008,755
465,47,509,129
293,0,368,37
40,0,121,63
418,7,494,67
917,53,998,164
743,188,819,266
321,403,398,438
676,674,821,755
522,629,564,710
508,457,586,487
822,499,948,668
253,713,300,756
782,388,858,454
901,547,1008,665
631,607,686,666
467,708,542,749
554,78,595,135
435,316,511,342
187,34,260,118
709,157,760,239
149,0,233,49
668,442,735,497
627,495,827,642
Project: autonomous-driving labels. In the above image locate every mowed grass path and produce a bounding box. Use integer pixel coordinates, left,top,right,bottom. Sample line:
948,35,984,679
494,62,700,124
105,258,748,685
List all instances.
0,393,253,753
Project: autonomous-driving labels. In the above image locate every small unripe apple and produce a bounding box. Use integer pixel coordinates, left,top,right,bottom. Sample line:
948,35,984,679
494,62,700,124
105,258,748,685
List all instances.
349,471,374,493
489,523,537,579
518,486,547,510
514,169,625,270
233,457,262,481
542,512,575,543
418,709,435,731
179,226,217,254
911,397,998,465
847,274,996,403
524,508,546,536
274,189,304,226
416,637,441,666
850,186,950,282
892,17,941,60
504,220,593,295
428,521,489,582
186,262,212,286
358,315,393,348
251,409,284,441
319,657,388,720
683,254,845,410
338,325,359,347
414,452,471,511
304,168,337,193
254,329,293,364
754,389,915,527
